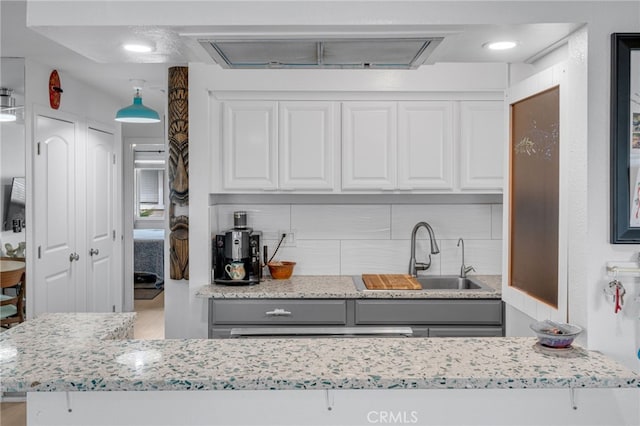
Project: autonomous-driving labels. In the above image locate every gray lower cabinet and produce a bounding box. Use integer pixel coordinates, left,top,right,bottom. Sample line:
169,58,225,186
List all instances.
354,299,504,338
209,299,349,338
354,299,503,325
210,299,347,325
209,298,504,338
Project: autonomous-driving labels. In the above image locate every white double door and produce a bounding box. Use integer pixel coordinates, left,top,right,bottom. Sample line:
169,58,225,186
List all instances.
33,113,118,314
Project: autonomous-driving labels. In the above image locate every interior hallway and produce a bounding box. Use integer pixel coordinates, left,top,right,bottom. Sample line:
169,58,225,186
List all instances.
0,293,165,426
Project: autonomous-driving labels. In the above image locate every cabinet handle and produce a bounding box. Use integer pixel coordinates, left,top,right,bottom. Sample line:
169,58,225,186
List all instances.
265,308,292,316
69,252,80,262
89,248,100,256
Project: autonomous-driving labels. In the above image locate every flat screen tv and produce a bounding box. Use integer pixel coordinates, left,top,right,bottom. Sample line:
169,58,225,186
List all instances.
3,177,25,231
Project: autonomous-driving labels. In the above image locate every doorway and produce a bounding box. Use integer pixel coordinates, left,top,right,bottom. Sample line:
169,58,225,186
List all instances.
124,139,165,334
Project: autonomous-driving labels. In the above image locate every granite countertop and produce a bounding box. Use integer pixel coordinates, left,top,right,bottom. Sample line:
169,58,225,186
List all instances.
196,275,502,299
0,312,136,342
1,330,637,392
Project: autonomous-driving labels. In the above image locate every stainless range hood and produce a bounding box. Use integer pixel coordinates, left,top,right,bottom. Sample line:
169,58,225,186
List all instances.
198,38,443,69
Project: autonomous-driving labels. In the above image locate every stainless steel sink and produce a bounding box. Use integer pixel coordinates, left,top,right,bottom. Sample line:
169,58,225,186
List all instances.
353,275,492,291
416,276,484,290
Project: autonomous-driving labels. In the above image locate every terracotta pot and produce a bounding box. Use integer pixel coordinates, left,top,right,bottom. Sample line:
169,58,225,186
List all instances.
267,261,296,280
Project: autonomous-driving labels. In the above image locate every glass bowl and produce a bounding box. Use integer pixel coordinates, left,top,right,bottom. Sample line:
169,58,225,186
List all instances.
529,320,583,348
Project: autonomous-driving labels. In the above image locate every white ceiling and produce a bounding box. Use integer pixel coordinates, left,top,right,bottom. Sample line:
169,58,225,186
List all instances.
1,0,581,112
0,1,171,111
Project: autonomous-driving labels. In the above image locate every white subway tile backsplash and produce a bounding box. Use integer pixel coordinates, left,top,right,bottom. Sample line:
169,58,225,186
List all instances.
438,239,502,275
391,204,492,240
292,205,390,240
210,201,502,278
216,205,291,237
264,239,341,275
491,204,503,240
340,240,441,275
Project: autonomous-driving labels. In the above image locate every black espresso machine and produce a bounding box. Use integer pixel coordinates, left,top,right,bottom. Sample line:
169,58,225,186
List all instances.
212,211,262,285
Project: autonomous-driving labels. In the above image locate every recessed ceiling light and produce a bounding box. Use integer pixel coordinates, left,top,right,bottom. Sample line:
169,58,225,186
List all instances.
484,41,518,51
123,43,154,53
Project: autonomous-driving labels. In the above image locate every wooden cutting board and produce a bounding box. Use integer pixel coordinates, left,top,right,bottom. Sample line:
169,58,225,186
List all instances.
362,274,421,290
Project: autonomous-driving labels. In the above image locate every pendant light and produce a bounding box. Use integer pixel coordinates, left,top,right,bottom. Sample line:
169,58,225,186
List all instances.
0,88,19,122
115,81,160,123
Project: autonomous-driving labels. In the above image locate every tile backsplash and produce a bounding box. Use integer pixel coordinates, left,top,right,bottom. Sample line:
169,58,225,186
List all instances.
212,203,503,276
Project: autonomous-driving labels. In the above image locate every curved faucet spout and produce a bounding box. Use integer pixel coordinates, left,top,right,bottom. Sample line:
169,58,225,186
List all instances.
457,237,475,278
408,222,439,277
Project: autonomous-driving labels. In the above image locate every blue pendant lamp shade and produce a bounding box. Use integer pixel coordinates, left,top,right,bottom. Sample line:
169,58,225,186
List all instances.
115,89,160,123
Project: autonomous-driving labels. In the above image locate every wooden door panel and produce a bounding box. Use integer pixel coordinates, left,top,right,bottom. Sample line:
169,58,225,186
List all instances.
398,102,453,189
86,127,115,312
342,102,397,189
42,270,74,313
34,115,77,315
88,256,112,312
222,101,278,190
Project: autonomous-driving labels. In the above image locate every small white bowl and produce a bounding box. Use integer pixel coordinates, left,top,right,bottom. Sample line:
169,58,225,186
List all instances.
530,320,583,348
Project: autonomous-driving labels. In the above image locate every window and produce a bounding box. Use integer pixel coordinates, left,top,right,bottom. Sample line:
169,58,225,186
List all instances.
134,148,165,219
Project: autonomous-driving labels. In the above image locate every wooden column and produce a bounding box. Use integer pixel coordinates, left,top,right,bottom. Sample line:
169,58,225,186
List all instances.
168,66,189,280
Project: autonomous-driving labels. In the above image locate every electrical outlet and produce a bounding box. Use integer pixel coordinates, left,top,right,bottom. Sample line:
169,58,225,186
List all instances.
286,230,296,247
278,229,296,247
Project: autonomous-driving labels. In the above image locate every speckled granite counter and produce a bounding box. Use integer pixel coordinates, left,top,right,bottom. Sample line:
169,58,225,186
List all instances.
0,312,136,394
1,331,637,392
1,312,136,342
196,275,501,299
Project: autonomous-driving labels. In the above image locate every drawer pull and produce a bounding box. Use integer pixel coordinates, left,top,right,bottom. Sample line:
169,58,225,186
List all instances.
265,308,292,316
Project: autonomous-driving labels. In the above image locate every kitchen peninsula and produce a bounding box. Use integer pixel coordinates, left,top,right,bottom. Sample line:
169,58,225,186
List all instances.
2,287,639,425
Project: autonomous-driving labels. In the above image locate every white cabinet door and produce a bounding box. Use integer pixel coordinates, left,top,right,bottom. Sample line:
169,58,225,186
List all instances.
279,101,338,190
33,115,80,314
222,101,278,190
342,102,397,190
86,126,116,312
33,115,121,316
459,101,505,190
398,102,454,190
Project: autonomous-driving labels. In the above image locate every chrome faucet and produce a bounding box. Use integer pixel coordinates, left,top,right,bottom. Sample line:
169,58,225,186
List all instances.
408,222,440,277
457,238,475,278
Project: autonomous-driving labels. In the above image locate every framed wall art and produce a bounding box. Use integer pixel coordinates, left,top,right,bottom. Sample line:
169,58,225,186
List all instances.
611,33,640,243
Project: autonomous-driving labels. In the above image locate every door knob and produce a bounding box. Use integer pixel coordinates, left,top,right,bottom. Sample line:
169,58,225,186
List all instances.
69,252,80,262
89,248,100,256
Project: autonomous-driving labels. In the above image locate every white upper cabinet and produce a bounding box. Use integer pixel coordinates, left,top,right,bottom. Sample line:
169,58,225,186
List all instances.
217,98,504,193
222,101,278,190
279,101,338,190
342,102,397,190
459,101,505,190
398,102,454,190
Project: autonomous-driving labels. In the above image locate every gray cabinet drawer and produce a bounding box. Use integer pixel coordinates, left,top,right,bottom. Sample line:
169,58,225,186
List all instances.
355,299,502,325
428,326,504,337
211,299,347,325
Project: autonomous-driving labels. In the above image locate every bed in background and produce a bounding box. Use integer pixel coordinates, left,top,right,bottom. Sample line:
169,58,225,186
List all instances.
133,229,164,289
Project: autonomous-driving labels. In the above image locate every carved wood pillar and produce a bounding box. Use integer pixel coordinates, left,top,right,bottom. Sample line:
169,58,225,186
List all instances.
168,66,189,280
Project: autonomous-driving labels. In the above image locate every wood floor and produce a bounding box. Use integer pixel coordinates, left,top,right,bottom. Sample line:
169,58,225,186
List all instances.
133,290,165,339
0,292,164,426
